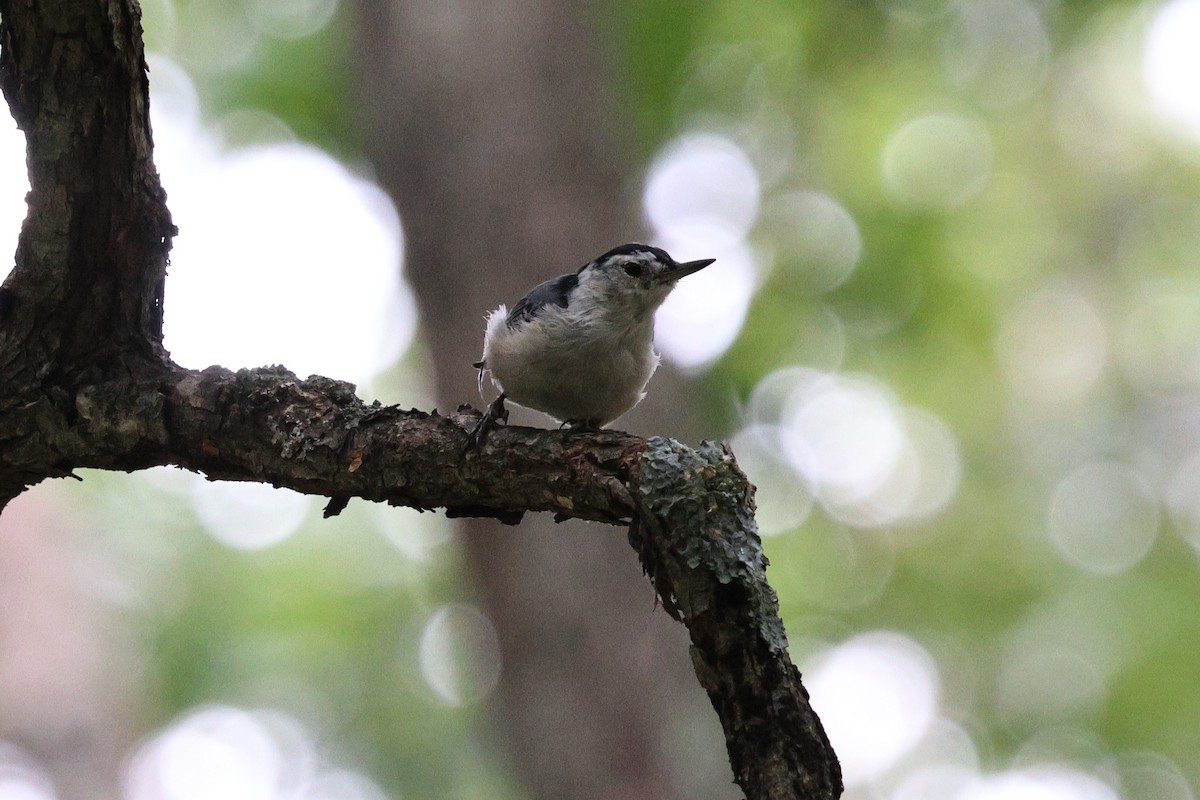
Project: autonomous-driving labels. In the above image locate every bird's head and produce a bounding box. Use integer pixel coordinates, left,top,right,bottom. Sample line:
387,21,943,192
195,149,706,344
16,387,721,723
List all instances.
577,243,715,319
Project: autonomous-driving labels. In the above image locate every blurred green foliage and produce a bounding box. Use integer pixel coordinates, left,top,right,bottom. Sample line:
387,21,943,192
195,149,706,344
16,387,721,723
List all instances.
15,0,1200,798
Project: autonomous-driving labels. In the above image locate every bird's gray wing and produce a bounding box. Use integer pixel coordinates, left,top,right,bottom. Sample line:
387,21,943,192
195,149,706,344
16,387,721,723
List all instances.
506,272,579,329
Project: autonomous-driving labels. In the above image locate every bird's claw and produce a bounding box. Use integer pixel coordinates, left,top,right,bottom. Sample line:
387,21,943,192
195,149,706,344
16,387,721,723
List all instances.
562,418,598,434
465,393,508,451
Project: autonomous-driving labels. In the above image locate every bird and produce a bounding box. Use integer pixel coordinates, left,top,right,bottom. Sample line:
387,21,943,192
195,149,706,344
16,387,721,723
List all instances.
468,243,715,446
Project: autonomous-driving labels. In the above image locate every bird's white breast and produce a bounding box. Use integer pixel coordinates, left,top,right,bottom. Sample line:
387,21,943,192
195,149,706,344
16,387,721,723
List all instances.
482,302,660,426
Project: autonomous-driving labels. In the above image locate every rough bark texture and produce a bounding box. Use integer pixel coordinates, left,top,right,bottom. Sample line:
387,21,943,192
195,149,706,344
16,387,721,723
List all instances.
0,2,843,798
0,0,175,505
634,439,842,798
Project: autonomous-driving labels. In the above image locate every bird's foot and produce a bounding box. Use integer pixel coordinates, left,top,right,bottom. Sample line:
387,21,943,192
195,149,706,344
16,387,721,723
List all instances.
562,418,600,434
465,393,508,451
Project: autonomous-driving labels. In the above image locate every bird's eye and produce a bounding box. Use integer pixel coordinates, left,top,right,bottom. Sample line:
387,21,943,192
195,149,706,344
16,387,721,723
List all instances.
623,264,643,278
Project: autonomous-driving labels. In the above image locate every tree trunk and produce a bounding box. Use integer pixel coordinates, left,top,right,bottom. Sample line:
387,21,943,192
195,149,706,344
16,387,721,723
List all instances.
349,3,730,797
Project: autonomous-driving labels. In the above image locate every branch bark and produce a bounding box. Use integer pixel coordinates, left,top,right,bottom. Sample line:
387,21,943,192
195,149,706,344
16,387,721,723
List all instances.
0,2,843,798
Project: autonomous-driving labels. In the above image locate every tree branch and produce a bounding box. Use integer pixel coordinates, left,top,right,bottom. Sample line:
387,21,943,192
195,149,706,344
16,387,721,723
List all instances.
0,2,843,798
166,365,640,526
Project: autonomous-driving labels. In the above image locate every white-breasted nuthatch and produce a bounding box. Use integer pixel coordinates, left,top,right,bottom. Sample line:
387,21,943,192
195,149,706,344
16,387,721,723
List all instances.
469,243,715,444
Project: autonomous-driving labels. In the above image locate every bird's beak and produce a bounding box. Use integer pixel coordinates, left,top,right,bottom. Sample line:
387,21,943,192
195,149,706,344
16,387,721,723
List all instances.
659,257,715,283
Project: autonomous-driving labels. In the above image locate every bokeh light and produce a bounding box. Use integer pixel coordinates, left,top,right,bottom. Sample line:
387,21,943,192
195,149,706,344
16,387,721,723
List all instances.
162,143,412,385
642,132,760,246
890,765,975,800
958,766,1118,800
761,190,862,294
728,424,814,536
296,772,390,800
163,2,259,75
417,604,502,707
372,504,453,563
805,631,940,787
901,716,981,774
1166,450,1200,554
997,285,1108,406
247,0,339,41
882,113,994,210
1143,0,1200,140
124,706,386,800
782,373,905,502
644,133,762,370
857,409,962,527
142,0,337,77
190,479,312,551
995,646,1105,723
148,55,414,390
1001,589,1128,723
1046,461,1160,575
1054,10,1152,176
4,57,414,391
1118,284,1200,396
0,744,57,800
653,234,757,369
759,370,962,527
1011,727,1112,773
128,707,289,800
0,114,28,276
941,0,1051,108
